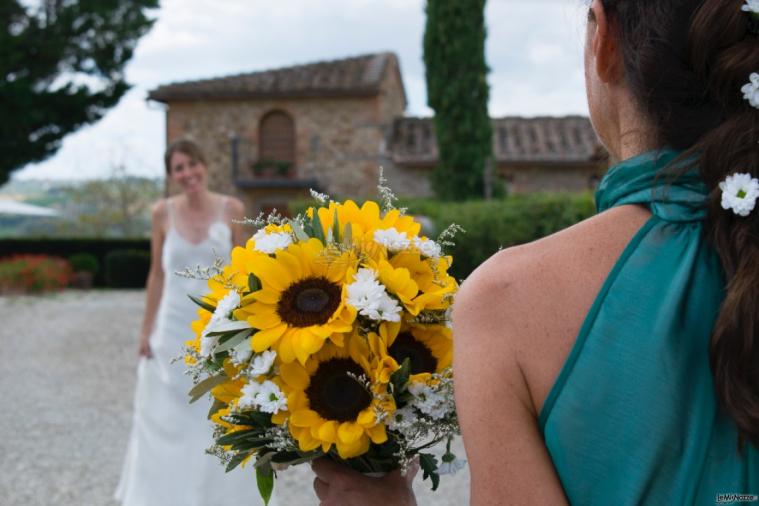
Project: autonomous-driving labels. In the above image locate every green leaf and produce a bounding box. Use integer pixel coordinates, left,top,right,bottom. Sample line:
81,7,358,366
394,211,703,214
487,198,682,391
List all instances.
226,451,252,473
290,221,310,242
342,222,353,247
419,453,440,491
205,320,252,334
256,463,275,506
390,357,411,400
248,273,261,292
311,210,325,244
225,411,275,428
214,329,252,353
332,211,341,243
188,294,216,313
207,398,225,419
188,374,228,403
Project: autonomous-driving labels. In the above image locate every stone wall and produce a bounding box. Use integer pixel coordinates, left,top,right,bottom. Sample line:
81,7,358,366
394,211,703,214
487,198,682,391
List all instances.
499,162,607,193
164,70,409,213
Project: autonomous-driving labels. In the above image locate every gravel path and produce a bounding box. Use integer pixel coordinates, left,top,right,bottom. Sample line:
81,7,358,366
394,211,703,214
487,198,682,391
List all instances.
0,290,470,506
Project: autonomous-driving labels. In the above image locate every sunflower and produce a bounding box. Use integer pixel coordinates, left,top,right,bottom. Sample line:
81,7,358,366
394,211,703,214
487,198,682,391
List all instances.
373,322,452,382
389,252,457,312
273,340,394,459
240,238,357,365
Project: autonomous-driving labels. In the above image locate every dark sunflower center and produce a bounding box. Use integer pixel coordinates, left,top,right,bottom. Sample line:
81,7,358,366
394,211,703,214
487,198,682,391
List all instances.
277,277,341,327
305,358,372,422
388,332,437,375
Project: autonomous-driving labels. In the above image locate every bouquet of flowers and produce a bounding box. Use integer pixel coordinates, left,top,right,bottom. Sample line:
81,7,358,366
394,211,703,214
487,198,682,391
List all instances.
182,183,464,504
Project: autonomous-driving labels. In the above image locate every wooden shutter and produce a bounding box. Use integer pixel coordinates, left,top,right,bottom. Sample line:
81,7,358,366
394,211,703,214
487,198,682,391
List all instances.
259,111,295,166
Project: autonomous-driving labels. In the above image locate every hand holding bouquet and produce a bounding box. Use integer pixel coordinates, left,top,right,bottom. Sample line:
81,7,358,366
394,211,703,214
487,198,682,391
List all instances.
183,185,464,504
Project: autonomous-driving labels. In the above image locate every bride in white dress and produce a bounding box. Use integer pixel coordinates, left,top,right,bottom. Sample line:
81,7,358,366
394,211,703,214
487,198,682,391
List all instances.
116,139,271,506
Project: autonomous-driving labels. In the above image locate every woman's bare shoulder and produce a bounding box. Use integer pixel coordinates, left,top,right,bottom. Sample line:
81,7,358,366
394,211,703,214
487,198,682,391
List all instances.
227,196,246,216
454,204,652,412
151,198,169,220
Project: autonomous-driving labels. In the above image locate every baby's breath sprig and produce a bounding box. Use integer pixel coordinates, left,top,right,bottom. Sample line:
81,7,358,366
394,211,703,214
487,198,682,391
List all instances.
174,255,225,280
309,188,332,205
237,208,289,229
436,223,465,249
377,167,407,213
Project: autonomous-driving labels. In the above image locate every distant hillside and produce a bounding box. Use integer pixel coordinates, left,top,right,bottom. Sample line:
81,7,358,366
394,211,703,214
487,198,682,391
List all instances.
0,177,162,238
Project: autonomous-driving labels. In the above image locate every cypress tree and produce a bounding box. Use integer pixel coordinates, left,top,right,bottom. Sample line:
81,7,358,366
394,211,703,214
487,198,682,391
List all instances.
0,0,158,184
423,0,492,200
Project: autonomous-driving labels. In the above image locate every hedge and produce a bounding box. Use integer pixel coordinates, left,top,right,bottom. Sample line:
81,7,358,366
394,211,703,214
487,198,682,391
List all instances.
104,249,151,289
0,238,150,287
291,193,597,280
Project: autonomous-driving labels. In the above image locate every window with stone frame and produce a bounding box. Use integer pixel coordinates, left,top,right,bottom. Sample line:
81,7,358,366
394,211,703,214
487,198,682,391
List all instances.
255,110,296,178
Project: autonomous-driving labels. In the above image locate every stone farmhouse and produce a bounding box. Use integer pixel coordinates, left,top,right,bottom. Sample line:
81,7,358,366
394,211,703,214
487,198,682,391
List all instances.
148,52,607,214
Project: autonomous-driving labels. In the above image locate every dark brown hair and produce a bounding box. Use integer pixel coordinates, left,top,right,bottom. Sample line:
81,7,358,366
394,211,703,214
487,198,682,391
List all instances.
598,0,759,447
164,139,207,175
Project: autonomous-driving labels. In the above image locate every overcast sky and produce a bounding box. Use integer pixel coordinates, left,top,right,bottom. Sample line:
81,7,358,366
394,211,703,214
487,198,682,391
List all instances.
15,0,590,181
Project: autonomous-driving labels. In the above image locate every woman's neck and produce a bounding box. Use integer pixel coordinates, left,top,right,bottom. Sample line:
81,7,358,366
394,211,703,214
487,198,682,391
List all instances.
182,189,213,211
607,89,660,163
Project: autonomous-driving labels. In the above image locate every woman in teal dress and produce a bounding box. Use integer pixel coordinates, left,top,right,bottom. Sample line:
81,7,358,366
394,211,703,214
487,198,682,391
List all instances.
311,0,759,504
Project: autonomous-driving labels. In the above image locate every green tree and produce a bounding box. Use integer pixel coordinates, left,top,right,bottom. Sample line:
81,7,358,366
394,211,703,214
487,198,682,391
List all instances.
0,0,158,184
61,165,161,238
423,0,493,200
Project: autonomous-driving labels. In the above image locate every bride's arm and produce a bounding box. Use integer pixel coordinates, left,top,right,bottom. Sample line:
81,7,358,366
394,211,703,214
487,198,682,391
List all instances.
227,197,247,247
453,251,568,505
138,200,166,357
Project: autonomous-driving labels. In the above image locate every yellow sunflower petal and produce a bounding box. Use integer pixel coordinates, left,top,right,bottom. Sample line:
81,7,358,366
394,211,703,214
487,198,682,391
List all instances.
290,409,322,428
367,424,388,444
251,323,287,352
280,361,310,390
337,422,364,444
356,408,376,427
275,250,303,280
277,331,297,363
336,435,370,459
247,310,282,330
251,254,294,292
251,289,280,304
317,420,338,443
296,429,322,452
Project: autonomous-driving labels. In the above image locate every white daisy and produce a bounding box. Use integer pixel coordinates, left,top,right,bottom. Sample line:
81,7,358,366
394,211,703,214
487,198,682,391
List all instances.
249,350,277,376
373,227,411,253
254,380,288,414
252,229,293,254
438,454,467,476
413,236,442,258
230,341,253,366
376,294,402,322
199,290,241,357
720,173,759,217
238,380,262,409
387,405,419,431
408,381,454,419
741,73,759,109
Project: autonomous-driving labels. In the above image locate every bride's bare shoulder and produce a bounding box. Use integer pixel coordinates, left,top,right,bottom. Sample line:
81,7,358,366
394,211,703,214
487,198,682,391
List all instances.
453,204,651,410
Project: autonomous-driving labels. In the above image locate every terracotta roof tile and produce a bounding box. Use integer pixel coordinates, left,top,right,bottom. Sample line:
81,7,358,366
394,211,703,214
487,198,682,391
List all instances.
389,116,605,165
148,52,398,102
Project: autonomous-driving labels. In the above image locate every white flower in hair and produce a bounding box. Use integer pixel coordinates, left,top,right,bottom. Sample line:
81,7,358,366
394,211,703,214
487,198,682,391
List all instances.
742,0,759,14
742,73,759,109
720,173,759,217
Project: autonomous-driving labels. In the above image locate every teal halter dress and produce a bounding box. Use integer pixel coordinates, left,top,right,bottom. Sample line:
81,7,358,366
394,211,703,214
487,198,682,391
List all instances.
539,150,759,504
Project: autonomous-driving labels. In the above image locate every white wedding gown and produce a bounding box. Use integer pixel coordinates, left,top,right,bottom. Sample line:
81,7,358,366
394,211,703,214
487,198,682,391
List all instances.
116,197,270,506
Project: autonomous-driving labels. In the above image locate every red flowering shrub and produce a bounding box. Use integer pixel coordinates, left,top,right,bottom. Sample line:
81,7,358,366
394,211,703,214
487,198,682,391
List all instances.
0,255,73,294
